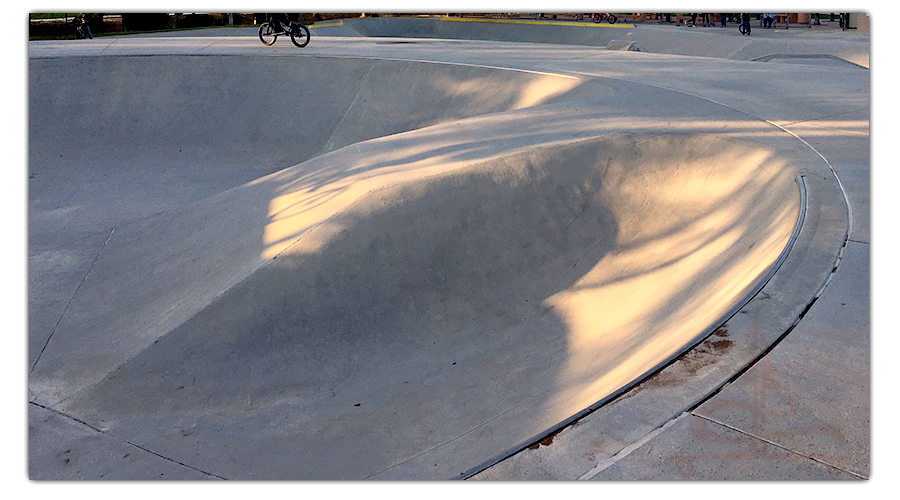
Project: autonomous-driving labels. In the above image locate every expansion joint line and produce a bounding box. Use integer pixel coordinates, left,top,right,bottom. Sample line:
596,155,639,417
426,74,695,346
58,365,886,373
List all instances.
365,398,534,479
29,401,229,480
30,228,116,374
691,412,868,479
578,412,689,480
313,61,374,158
96,37,120,56
779,107,870,128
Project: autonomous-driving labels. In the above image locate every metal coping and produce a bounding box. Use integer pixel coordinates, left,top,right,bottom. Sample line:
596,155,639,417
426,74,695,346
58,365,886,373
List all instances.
455,174,809,480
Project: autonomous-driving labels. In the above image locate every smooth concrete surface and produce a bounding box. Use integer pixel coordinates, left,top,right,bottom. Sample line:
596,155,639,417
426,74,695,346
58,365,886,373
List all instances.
311,17,870,68
27,17,869,481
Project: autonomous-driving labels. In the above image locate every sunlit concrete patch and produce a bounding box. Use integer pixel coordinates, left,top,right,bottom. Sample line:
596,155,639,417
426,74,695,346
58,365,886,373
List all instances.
541,136,800,421
54,134,800,479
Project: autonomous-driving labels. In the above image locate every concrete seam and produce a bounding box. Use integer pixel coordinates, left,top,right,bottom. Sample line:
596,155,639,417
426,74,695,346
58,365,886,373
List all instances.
29,401,229,480
30,227,115,374
29,51,583,82
290,53,581,80
314,60,374,158
96,37,118,55
691,411,868,479
750,53,867,69
365,398,535,479
779,106,870,128
725,39,754,59
30,200,190,258
577,412,690,480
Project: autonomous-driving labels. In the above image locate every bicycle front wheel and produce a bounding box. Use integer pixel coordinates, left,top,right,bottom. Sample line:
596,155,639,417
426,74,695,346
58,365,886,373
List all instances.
290,23,311,47
259,22,276,45
607,15,617,24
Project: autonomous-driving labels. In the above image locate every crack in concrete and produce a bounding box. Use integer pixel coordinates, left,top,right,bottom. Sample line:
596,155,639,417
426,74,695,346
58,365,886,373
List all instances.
778,107,870,128
30,228,116,374
366,398,534,479
691,412,868,479
315,61,374,158
29,401,228,480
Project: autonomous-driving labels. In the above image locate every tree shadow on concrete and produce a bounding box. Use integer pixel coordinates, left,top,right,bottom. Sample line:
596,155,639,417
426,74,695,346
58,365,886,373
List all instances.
66,149,619,478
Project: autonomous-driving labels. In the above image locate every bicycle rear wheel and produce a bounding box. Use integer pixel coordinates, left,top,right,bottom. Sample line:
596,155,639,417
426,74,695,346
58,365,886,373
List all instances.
290,23,310,47
259,22,276,45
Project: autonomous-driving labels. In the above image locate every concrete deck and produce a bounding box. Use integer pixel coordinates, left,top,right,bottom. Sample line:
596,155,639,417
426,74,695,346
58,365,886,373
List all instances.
26,17,871,483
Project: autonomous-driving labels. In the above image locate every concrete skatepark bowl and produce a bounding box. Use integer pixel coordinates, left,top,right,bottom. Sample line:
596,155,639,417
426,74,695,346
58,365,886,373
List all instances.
28,18,869,480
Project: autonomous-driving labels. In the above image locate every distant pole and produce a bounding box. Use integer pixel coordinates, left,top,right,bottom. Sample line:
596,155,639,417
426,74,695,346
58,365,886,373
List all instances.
228,13,234,26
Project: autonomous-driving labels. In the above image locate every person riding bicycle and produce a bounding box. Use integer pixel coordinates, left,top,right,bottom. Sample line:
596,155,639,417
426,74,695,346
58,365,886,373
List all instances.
740,13,751,34
268,13,288,33
268,13,297,34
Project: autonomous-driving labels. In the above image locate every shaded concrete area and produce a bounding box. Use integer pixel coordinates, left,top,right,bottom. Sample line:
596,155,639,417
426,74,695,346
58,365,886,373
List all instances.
28,404,217,480
27,19,868,481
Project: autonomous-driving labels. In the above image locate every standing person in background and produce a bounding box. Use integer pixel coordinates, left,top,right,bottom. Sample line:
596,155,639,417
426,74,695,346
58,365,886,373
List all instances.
75,13,93,39
720,13,728,27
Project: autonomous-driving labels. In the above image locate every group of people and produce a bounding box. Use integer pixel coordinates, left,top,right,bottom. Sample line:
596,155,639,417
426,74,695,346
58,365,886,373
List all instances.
681,13,781,34
687,13,841,30
684,13,756,28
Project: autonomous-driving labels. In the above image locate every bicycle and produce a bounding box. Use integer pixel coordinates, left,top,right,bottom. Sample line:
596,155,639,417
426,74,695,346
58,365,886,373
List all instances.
258,16,310,47
739,14,751,35
592,13,618,24
71,16,93,39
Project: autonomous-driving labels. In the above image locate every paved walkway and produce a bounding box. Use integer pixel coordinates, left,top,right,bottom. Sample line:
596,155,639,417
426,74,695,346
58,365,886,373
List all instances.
26,18,873,484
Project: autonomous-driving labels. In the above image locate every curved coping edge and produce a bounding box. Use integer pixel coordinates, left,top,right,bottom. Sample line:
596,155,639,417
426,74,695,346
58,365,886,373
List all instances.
455,174,809,480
